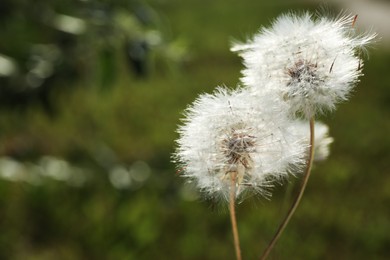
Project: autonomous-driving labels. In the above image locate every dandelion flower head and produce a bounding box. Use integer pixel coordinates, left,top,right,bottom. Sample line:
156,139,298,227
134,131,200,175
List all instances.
174,87,306,201
292,120,334,161
232,12,376,118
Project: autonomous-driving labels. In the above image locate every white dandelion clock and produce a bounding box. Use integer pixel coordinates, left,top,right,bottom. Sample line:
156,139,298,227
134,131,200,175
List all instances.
313,123,334,161
292,120,334,161
173,87,306,201
232,12,376,118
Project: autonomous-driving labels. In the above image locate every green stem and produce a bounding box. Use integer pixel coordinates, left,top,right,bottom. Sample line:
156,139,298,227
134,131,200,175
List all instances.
260,117,315,260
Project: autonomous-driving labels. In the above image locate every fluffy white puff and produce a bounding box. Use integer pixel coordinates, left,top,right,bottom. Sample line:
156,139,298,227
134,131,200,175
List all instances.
232,12,376,118
173,87,307,201
291,120,334,161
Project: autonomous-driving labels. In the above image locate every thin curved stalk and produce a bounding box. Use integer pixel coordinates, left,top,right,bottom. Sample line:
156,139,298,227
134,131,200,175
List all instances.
260,117,315,260
229,172,242,260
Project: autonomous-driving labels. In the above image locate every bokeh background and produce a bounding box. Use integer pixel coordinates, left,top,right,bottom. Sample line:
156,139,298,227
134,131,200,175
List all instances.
0,0,389,259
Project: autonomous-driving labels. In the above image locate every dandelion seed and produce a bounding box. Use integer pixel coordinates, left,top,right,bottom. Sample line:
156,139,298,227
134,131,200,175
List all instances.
232,12,376,118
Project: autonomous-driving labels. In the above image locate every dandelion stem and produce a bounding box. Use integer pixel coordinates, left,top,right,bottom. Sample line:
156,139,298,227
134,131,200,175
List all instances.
229,171,242,260
260,117,315,260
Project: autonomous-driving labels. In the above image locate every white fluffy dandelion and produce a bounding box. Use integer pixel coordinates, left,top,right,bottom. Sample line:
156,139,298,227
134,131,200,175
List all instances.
174,87,306,201
292,120,334,161
232,12,376,118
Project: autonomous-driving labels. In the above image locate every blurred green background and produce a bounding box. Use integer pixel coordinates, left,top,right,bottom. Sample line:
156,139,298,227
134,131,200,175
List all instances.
0,0,389,259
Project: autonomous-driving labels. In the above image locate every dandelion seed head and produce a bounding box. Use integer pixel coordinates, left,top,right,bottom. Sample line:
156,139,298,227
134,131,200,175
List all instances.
292,120,334,161
232,12,376,118
173,87,307,201
312,122,334,161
